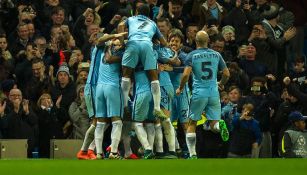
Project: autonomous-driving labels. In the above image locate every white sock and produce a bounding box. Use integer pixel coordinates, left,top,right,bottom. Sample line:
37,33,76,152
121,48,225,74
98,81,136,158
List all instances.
145,123,155,150
122,121,132,157
121,77,131,107
95,122,106,154
134,122,151,150
213,122,220,132
110,120,123,153
154,124,163,153
151,80,161,111
88,140,96,150
186,132,196,156
81,124,95,151
162,119,176,152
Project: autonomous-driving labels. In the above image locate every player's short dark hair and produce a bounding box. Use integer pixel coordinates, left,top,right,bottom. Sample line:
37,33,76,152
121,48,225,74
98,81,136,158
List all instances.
137,3,150,17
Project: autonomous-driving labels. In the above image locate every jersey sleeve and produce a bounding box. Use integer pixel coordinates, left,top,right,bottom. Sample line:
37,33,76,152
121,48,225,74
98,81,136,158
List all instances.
184,52,193,67
157,47,174,63
218,53,227,70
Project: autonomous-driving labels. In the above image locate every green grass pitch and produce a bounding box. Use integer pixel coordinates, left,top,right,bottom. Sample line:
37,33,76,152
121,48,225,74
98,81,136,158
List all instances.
1,159,306,175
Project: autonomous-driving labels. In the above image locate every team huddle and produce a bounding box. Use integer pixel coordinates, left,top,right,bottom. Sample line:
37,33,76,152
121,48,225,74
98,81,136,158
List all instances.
77,3,230,160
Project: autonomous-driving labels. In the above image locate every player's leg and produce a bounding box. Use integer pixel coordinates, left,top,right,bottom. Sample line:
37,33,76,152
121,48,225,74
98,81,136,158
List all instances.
206,96,229,142
121,42,139,108
140,42,167,119
186,97,207,158
132,92,154,159
94,84,108,159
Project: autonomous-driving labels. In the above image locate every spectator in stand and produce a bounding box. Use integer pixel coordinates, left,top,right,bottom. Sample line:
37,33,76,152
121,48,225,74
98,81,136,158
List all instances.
69,84,90,139
1,88,38,157
36,93,68,158
24,58,52,105
223,0,251,44
225,62,249,94
15,42,42,93
51,63,76,138
238,43,270,80
280,111,307,158
73,8,101,48
262,3,296,77
184,23,199,49
238,76,279,158
68,48,85,81
156,17,172,39
9,23,30,58
222,25,238,62
199,0,227,28
289,57,307,93
0,34,14,81
228,103,262,158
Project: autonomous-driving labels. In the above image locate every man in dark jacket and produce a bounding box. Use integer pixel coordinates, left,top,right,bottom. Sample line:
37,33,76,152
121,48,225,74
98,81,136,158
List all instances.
51,63,76,138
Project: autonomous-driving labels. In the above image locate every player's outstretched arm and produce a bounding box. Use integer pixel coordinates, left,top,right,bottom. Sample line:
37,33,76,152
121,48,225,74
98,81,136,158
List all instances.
97,32,128,44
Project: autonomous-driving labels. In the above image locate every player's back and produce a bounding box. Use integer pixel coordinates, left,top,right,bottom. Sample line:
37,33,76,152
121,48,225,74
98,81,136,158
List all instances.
87,46,103,85
154,45,173,87
97,47,122,87
186,48,225,96
126,15,160,42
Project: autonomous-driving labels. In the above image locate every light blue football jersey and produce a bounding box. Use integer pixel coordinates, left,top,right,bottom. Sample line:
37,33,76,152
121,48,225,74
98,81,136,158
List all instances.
185,48,227,97
96,46,124,87
86,46,104,85
125,15,163,42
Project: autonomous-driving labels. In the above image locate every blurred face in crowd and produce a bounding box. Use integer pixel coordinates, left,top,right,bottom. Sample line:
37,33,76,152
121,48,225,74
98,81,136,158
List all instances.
87,24,100,36
171,3,183,17
57,72,69,87
295,120,306,131
251,81,263,96
112,39,123,51
169,36,182,52
246,44,256,60
186,25,199,41
46,0,60,6
85,12,94,26
39,93,53,108
0,37,8,51
32,61,45,78
34,38,47,55
157,20,171,38
18,25,29,40
207,0,217,7
51,26,63,39
223,32,235,42
51,10,65,25
9,89,22,104
238,45,247,57
27,23,35,38
71,49,84,63
228,88,241,103
211,40,225,53
78,70,88,84
294,61,304,72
